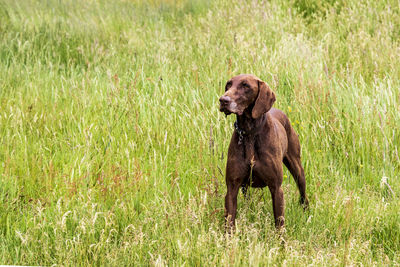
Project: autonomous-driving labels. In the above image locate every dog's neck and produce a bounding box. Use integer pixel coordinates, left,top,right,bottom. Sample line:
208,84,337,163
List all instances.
235,111,268,137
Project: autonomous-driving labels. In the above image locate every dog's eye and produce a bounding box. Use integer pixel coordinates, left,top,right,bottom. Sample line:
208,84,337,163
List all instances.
225,82,232,91
241,82,249,88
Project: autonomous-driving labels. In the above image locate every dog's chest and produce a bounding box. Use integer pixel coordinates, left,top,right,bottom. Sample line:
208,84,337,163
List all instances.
242,136,267,162
241,137,276,188
241,161,268,188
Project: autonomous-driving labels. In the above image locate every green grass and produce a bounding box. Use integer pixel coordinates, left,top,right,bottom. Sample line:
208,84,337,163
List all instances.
0,0,399,265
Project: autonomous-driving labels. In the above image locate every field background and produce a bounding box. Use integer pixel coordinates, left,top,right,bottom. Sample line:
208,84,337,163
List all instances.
1,0,400,265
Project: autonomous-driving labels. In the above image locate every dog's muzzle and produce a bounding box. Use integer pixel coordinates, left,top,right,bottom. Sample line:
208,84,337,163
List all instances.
219,95,234,115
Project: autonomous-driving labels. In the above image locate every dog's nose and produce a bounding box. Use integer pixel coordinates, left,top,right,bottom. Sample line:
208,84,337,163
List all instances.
219,95,231,105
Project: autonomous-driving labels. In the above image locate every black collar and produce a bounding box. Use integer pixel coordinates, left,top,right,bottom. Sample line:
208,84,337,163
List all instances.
234,113,268,145
234,120,246,145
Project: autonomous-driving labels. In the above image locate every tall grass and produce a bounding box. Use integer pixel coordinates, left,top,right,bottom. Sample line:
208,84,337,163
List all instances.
0,0,399,265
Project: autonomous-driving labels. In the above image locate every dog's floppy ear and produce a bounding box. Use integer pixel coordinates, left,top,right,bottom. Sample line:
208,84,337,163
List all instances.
252,80,276,119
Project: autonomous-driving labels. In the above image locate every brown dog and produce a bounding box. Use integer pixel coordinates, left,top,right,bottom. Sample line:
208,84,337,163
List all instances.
219,74,308,230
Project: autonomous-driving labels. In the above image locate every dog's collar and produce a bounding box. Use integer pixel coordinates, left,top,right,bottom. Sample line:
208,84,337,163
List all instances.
234,120,246,145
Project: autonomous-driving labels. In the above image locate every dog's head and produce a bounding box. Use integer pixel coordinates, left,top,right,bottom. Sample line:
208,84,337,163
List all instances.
219,74,276,118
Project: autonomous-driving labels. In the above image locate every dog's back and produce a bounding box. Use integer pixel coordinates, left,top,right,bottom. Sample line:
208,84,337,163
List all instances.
269,108,294,137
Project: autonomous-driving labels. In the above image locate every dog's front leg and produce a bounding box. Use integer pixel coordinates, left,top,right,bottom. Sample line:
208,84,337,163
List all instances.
269,185,285,228
224,182,241,232
224,132,249,233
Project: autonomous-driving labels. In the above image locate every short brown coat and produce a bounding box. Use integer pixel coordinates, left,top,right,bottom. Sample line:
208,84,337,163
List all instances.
219,74,308,229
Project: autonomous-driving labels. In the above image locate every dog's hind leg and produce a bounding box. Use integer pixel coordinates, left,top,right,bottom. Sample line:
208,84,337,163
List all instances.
283,137,309,209
283,156,308,207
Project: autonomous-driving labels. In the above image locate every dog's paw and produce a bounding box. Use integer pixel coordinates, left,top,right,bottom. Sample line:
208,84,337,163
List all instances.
300,196,309,210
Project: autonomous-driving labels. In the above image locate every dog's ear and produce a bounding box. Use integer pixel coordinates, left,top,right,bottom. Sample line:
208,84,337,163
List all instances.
252,80,276,119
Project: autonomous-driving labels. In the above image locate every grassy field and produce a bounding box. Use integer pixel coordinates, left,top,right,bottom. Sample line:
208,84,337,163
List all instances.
0,0,399,265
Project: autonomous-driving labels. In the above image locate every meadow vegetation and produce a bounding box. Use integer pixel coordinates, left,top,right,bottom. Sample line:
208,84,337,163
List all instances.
0,0,399,265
